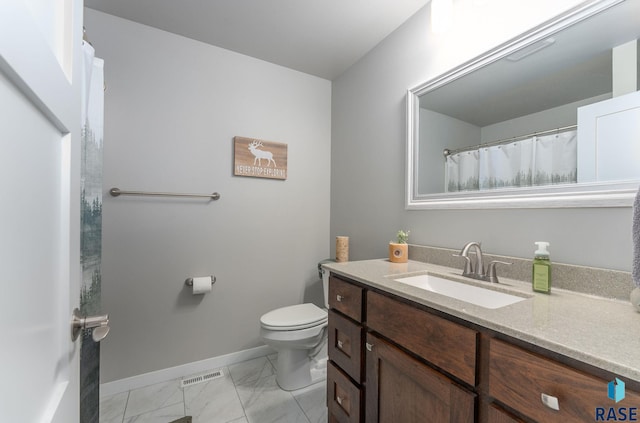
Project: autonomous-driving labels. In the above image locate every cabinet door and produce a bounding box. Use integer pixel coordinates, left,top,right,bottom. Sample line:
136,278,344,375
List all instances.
366,333,476,423
328,309,364,382
328,361,362,423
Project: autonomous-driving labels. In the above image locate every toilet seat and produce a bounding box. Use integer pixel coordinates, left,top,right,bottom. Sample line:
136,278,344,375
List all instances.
260,303,327,331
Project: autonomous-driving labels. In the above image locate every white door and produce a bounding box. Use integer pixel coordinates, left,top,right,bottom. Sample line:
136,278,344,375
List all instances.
577,90,640,183
0,1,83,422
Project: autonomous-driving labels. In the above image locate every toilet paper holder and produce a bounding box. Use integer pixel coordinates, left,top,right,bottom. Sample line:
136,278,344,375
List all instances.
185,275,216,287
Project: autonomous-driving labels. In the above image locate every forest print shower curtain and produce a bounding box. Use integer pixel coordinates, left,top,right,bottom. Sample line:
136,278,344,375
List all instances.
80,40,104,423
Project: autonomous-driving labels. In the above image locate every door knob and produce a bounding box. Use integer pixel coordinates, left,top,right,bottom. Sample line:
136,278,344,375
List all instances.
71,308,110,342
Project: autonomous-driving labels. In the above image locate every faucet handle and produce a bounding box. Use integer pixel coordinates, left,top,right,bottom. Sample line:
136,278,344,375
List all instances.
486,260,512,283
453,254,473,276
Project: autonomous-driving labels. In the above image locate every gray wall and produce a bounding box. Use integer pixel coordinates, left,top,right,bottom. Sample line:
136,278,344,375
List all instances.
331,1,632,271
85,9,331,383
419,109,480,194
480,94,610,142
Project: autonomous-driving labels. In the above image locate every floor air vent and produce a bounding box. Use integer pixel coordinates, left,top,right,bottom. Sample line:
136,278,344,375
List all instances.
180,369,224,388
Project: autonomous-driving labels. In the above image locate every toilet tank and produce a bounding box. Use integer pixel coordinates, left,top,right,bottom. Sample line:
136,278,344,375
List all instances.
318,259,334,309
322,269,330,309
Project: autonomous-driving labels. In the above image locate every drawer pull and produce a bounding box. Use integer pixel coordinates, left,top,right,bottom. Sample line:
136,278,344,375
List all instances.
337,340,343,349
541,393,560,411
366,342,373,352
336,396,343,405
336,294,345,302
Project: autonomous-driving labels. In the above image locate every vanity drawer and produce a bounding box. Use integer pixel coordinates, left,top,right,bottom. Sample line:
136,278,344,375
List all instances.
328,360,362,423
487,404,527,423
366,291,478,386
329,276,364,322
489,338,640,422
328,309,364,383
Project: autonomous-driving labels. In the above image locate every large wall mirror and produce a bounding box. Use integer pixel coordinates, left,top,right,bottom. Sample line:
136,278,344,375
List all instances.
406,0,640,209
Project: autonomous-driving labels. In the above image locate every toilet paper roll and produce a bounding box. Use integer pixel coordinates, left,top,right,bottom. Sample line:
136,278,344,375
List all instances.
336,236,349,262
192,276,212,295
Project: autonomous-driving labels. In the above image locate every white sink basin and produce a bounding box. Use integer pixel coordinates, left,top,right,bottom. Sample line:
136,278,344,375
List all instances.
394,274,527,309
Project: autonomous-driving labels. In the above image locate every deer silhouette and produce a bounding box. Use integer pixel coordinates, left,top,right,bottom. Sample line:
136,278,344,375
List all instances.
247,140,276,167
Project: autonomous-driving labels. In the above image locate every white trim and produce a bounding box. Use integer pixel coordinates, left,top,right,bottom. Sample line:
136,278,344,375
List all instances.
410,0,624,98
100,345,275,397
406,182,639,209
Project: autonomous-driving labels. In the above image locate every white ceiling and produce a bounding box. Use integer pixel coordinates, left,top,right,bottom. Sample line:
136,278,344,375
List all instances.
84,0,430,80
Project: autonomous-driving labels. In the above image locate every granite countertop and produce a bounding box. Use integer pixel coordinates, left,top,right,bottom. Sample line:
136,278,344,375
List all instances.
323,258,640,383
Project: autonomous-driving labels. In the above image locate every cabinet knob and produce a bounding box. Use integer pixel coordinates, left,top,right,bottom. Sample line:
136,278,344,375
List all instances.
365,342,373,352
337,340,344,349
541,393,560,411
336,294,344,302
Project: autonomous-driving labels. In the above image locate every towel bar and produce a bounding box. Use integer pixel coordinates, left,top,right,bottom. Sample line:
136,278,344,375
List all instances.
110,187,220,200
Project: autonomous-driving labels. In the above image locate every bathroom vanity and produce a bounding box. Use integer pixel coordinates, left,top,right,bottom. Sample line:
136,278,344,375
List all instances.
324,258,640,423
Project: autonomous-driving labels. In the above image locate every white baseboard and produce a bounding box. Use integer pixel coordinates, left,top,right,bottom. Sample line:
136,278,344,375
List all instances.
100,345,275,397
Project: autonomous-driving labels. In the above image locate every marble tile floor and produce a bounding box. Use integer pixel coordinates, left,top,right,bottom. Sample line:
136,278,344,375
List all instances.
100,354,327,423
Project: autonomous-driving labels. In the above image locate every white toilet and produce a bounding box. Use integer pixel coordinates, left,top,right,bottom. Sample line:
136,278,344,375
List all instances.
260,268,330,391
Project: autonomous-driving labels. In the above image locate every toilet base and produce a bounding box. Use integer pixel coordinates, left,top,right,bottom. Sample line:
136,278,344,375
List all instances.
275,348,328,391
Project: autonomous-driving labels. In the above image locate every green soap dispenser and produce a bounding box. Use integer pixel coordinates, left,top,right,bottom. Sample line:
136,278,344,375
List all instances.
532,242,551,293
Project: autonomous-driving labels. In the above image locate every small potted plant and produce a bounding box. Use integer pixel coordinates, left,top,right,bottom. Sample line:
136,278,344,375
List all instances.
389,230,409,263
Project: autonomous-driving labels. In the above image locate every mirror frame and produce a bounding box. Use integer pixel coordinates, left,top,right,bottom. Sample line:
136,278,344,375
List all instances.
406,0,638,210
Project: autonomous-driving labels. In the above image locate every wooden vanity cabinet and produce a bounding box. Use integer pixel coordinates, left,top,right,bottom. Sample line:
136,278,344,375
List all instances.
327,272,640,423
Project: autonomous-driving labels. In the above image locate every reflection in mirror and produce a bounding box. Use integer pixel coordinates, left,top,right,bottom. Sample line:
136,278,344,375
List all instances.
407,0,640,209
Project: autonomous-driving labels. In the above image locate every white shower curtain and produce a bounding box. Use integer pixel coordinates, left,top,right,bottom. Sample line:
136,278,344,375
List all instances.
532,131,577,185
445,150,479,192
479,137,534,189
446,130,577,192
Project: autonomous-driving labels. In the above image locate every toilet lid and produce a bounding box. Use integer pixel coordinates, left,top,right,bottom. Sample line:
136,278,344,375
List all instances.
260,303,328,330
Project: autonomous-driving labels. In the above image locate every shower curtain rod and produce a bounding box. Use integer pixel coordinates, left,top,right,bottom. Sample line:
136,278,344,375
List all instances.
82,26,92,46
443,124,577,158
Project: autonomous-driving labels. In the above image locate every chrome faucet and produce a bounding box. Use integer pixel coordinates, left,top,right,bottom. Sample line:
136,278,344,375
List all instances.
454,242,511,283
456,241,485,279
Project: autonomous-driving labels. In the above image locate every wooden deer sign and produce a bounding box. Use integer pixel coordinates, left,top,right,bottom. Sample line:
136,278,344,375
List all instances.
234,136,288,180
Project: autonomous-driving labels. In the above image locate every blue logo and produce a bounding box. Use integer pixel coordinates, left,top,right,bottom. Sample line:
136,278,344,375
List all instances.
596,378,637,421
609,378,626,403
